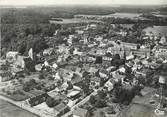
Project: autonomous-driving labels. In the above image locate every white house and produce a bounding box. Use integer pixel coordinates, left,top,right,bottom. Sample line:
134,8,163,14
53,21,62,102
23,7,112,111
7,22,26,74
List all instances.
6,51,19,63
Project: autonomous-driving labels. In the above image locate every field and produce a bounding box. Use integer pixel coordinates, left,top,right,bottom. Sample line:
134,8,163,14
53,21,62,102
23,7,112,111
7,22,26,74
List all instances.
119,87,167,117
143,26,167,36
0,99,38,117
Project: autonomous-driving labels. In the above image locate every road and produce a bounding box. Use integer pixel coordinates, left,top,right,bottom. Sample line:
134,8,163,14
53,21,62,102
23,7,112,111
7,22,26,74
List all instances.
0,90,98,117
62,88,101,117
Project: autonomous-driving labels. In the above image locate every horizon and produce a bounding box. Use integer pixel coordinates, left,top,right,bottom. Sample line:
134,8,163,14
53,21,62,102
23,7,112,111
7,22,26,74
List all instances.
0,0,166,6
0,4,167,8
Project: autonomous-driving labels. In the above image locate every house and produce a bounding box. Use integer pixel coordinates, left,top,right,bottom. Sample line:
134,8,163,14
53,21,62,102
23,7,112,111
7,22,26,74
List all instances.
154,46,167,58
71,73,83,86
118,67,126,74
67,90,81,100
72,108,89,117
104,80,114,91
103,52,113,61
76,30,84,34
135,68,150,78
0,71,13,82
43,48,54,56
132,48,150,57
87,67,98,74
159,36,166,45
121,42,138,50
126,55,134,61
112,71,126,81
89,24,97,29
116,30,127,36
73,48,83,56
96,49,106,56
6,51,19,63
95,56,103,64
27,90,48,107
54,103,70,117
14,55,25,68
10,66,24,75
52,63,58,69
48,93,67,102
106,66,117,72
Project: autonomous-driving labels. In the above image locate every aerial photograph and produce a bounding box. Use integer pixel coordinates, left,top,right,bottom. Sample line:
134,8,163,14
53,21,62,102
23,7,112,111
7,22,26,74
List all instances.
0,0,167,117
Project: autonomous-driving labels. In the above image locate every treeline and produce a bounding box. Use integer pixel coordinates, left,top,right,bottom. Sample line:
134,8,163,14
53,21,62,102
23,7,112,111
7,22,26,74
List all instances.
1,9,61,57
27,5,160,17
158,7,167,15
102,17,136,24
1,9,49,24
102,16,167,26
27,6,116,18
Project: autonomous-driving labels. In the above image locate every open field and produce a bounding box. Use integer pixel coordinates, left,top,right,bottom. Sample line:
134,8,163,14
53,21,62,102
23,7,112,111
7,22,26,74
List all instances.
143,26,167,36
0,99,38,117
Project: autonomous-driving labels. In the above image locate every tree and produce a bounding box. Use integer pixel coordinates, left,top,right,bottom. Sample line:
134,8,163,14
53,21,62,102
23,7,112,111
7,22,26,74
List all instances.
107,106,116,114
46,97,61,108
95,99,107,108
46,97,55,107
67,81,73,90
32,38,49,53
111,54,122,68
86,106,94,117
97,90,107,99
100,77,105,87
18,41,27,55
89,95,96,105
25,28,31,36
23,79,37,92
39,72,45,79
112,85,141,105
82,72,91,95
95,56,103,64
24,58,36,72
99,111,106,117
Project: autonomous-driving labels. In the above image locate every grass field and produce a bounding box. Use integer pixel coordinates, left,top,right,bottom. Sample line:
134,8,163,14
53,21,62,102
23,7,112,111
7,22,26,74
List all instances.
0,99,38,117
143,26,167,36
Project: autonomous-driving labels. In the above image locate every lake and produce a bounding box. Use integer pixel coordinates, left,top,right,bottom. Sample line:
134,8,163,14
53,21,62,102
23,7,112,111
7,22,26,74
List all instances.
107,13,142,19
0,99,38,117
75,13,142,19
49,18,101,24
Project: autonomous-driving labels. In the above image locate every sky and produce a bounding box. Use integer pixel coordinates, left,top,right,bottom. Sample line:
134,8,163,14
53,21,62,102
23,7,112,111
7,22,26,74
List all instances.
0,0,166,6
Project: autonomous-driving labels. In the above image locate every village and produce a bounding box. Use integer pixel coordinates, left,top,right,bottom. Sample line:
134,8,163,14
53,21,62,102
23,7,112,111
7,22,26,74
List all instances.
1,15,167,117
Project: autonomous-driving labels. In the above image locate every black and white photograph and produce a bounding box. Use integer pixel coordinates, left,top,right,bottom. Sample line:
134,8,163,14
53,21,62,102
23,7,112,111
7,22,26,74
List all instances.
0,0,167,117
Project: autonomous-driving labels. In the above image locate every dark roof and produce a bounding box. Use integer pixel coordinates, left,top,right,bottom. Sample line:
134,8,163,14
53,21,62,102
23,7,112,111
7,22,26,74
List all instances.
28,90,46,97
71,74,83,85
73,108,88,117
54,103,68,112
24,57,33,62
0,71,12,77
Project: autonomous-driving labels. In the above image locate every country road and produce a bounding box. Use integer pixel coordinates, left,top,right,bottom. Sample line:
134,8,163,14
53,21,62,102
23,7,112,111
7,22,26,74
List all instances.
62,89,100,117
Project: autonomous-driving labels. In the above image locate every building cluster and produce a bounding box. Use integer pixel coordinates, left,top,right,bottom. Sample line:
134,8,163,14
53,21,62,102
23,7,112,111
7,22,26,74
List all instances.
0,22,167,117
